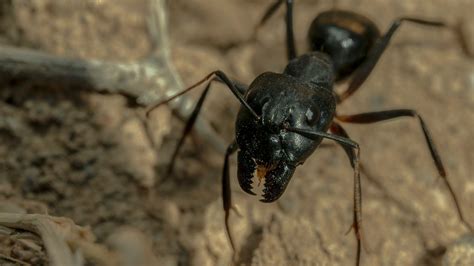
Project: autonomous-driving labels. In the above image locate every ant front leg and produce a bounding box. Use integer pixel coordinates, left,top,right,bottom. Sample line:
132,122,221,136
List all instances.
146,71,254,251
328,123,414,215
256,0,297,61
223,140,239,251
164,79,212,176
337,109,473,232
329,122,363,266
287,126,362,266
165,78,247,176
337,18,446,103
146,71,254,176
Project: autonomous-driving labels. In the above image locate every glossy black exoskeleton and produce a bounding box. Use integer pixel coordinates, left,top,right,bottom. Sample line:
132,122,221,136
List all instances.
235,53,336,202
307,10,380,81
147,1,472,265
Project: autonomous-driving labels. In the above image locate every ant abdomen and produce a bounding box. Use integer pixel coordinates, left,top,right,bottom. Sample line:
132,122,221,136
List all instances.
308,10,380,81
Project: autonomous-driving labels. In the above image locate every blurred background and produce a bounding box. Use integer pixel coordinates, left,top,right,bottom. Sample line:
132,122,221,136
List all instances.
0,0,473,265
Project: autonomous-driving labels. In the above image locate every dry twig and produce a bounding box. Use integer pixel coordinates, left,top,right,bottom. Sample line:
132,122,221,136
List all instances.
0,0,226,153
0,213,118,266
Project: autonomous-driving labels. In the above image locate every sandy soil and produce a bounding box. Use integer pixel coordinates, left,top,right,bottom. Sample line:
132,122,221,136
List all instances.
0,0,473,265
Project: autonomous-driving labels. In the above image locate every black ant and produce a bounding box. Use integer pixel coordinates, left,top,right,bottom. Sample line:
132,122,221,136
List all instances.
147,0,473,265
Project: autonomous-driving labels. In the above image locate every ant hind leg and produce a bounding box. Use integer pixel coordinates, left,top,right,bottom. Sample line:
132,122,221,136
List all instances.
337,109,473,231
337,18,445,103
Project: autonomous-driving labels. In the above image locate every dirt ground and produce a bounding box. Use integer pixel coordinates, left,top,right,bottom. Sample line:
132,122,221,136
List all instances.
0,0,473,265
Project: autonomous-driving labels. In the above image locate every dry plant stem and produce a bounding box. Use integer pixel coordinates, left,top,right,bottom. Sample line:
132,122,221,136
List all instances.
0,0,226,153
0,213,79,266
0,213,118,266
0,46,160,99
0,253,30,265
147,0,227,153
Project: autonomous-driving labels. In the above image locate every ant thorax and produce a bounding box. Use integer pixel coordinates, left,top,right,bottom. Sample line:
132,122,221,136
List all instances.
283,52,335,89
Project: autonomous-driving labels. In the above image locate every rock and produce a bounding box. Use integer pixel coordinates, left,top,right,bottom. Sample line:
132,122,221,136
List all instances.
443,235,474,266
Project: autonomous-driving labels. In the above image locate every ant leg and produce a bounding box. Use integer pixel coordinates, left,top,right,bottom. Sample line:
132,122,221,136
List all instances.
285,0,297,60
145,71,254,176
164,78,249,176
255,0,297,60
329,123,356,168
256,0,285,29
164,79,212,176
286,126,362,266
321,133,415,216
223,140,239,251
337,110,473,231
146,70,258,119
216,78,248,95
328,122,363,266
337,18,446,103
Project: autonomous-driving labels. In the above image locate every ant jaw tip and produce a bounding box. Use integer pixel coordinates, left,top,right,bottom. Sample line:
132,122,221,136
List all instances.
241,184,256,196
259,194,276,203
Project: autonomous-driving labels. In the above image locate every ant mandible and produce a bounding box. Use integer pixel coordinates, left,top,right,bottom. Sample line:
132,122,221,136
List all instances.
147,0,473,265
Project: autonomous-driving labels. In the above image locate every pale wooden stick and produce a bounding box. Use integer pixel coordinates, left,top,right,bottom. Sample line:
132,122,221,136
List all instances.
0,0,226,153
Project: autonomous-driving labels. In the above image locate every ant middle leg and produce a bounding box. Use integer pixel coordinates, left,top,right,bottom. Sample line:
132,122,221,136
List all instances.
336,109,473,231
337,18,446,103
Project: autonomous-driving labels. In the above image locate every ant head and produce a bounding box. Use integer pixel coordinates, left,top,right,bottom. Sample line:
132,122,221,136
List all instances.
234,72,335,202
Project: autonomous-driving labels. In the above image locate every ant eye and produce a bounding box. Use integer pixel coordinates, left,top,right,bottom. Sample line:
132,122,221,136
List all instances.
305,106,320,126
256,96,271,116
